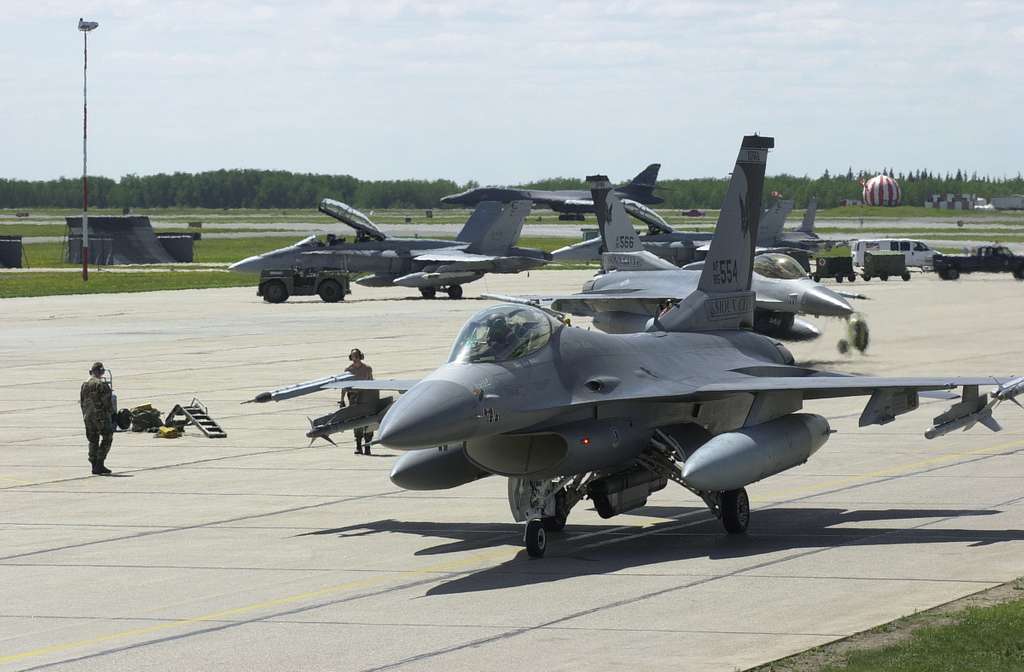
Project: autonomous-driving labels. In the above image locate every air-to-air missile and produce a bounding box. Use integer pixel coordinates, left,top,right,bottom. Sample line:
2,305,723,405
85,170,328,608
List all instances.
925,376,1024,439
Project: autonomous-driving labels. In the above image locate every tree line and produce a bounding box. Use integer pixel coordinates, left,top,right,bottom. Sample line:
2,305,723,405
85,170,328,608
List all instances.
1,168,1022,210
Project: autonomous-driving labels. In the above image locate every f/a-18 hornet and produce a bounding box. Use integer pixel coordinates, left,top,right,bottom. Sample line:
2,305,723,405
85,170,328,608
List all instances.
440,164,662,219
552,194,823,265
489,168,860,345
229,199,549,299
248,135,1021,558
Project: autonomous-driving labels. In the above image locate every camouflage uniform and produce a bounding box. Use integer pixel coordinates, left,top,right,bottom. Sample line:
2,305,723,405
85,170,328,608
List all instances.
80,375,113,464
345,360,374,454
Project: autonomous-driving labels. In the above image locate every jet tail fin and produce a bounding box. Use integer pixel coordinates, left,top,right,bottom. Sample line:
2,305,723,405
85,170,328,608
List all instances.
655,135,772,332
457,200,531,255
618,163,662,204
798,196,817,234
590,176,677,272
756,199,793,245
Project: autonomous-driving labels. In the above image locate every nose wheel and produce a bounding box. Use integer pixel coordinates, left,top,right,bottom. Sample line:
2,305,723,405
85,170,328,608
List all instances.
524,519,547,558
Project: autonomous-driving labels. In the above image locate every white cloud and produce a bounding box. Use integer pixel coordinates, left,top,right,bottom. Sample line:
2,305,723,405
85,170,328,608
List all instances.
2,0,1021,182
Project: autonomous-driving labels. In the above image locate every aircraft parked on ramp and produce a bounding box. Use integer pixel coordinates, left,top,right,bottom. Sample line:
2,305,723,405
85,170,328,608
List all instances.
228,199,550,299
440,164,662,218
248,135,1022,557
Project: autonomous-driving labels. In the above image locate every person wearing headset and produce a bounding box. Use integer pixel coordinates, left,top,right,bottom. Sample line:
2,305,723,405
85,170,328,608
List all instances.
344,348,375,455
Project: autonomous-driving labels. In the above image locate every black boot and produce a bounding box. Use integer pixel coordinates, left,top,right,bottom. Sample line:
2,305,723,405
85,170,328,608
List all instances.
363,434,372,456
354,437,363,455
98,459,112,475
91,460,102,475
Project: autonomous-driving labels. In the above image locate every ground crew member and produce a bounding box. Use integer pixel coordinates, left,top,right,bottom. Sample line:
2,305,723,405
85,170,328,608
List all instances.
80,362,113,475
344,348,374,455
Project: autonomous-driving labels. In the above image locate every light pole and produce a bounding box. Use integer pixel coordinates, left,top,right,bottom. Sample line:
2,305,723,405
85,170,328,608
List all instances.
78,18,98,281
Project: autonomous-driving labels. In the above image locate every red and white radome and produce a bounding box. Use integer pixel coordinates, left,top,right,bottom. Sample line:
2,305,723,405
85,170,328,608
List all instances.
862,174,902,206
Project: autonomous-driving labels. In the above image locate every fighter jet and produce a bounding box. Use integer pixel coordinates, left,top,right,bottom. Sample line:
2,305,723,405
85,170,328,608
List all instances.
439,164,662,219
228,199,550,299
247,135,1021,559
552,196,824,264
500,174,857,344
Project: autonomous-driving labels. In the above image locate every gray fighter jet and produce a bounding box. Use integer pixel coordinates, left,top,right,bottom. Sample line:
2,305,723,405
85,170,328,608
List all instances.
499,177,856,344
552,196,823,264
439,164,662,218
247,135,1022,558
228,199,550,299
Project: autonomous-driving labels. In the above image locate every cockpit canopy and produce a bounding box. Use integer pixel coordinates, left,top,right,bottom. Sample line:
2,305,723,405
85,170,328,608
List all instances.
753,253,806,280
449,305,556,364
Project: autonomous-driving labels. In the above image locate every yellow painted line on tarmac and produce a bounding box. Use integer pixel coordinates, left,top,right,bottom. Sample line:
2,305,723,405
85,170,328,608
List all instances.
4,438,1023,665
0,475,31,485
0,545,519,666
754,437,1024,503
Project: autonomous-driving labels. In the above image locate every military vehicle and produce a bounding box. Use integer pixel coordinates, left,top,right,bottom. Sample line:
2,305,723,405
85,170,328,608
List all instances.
861,252,911,282
439,164,662,219
812,255,857,283
933,245,1024,280
229,199,550,299
248,135,1022,558
257,268,351,303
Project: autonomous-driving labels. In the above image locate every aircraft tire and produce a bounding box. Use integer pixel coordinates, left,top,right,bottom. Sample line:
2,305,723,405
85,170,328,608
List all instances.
318,279,345,303
261,280,289,304
720,488,750,534
525,519,547,558
447,285,464,300
419,287,437,299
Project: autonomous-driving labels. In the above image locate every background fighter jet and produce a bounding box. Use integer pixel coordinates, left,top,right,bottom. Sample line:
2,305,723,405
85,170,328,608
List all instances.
551,196,823,265
505,173,858,344
439,164,662,218
249,134,1021,560
229,198,550,299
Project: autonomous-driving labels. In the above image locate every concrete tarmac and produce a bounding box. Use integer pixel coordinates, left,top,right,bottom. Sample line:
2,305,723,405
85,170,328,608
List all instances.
1,271,1023,671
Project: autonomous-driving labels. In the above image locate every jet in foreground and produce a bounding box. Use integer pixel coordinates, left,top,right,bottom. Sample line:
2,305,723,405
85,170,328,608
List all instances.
249,135,1021,558
228,199,549,299
440,164,662,218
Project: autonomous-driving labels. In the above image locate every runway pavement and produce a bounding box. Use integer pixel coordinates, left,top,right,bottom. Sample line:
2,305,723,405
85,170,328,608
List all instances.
1,271,1022,671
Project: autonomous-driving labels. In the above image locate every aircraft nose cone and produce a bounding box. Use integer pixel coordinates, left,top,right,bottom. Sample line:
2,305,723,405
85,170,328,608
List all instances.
377,380,479,450
802,285,853,317
228,255,261,272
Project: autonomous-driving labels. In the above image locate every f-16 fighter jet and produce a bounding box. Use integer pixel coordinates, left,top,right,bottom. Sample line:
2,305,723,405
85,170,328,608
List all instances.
551,196,823,264
228,199,550,299
494,174,858,345
439,164,662,218
247,135,1022,558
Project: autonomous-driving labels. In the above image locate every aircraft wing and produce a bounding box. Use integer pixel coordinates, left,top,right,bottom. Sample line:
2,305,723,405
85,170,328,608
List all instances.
245,373,418,404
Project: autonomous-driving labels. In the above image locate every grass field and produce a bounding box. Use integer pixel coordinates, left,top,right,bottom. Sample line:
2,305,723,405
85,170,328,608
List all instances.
0,270,255,298
758,581,1024,672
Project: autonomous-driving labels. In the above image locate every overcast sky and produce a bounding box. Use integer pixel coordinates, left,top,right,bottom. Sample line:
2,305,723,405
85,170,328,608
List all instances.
3,1,1022,184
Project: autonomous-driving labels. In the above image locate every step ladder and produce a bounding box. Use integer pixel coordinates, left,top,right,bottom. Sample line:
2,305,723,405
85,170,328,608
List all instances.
165,398,227,438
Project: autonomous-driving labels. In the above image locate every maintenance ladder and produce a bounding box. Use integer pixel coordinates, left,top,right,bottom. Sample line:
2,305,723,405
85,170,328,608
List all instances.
165,398,227,438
